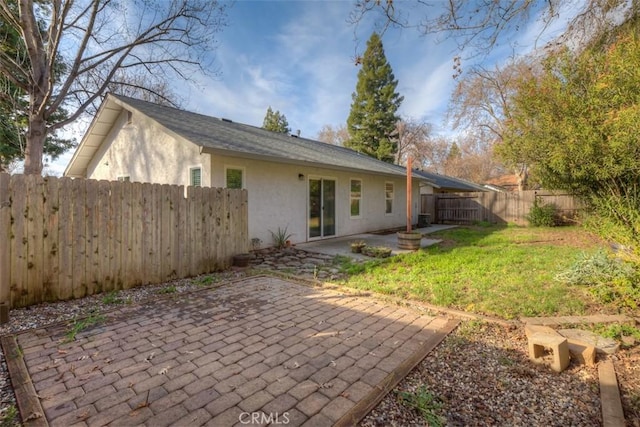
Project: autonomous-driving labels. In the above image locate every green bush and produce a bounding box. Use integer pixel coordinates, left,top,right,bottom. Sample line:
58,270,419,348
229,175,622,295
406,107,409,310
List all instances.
583,187,640,264
556,249,639,310
526,197,557,227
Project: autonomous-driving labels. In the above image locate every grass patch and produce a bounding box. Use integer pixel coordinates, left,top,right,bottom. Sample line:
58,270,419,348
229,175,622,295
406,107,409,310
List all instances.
157,285,177,294
0,405,18,427
397,385,444,426
65,312,105,342
338,225,606,319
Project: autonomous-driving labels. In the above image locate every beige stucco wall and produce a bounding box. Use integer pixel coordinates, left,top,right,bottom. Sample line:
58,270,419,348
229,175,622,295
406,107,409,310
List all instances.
86,109,211,186
83,110,424,247
210,153,421,246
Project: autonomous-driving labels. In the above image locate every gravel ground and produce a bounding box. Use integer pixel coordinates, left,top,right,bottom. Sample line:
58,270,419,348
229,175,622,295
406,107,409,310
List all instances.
0,269,637,426
362,319,639,427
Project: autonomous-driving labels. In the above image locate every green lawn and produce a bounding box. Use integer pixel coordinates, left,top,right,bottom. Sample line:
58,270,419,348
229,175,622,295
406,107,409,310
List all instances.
336,225,607,319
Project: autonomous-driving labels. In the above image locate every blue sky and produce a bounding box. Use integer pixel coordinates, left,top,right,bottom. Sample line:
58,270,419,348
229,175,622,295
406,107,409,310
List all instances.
50,0,580,175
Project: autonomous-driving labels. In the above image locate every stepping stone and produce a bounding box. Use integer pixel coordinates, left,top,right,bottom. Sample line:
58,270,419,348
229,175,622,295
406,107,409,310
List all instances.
558,329,620,355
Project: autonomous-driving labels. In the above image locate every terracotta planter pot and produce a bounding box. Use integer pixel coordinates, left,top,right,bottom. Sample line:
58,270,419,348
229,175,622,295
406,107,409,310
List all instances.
232,253,252,267
397,232,422,250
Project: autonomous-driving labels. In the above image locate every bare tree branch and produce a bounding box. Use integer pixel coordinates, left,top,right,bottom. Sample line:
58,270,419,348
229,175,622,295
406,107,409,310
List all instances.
1,0,228,174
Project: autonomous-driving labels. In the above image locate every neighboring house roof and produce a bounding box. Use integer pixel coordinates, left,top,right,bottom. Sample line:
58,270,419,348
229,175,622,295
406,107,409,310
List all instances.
65,94,438,186
413,170,488,192
485,174,521,192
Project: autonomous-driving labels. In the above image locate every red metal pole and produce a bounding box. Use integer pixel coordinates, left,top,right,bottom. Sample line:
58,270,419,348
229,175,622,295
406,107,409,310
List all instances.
407,157,412,232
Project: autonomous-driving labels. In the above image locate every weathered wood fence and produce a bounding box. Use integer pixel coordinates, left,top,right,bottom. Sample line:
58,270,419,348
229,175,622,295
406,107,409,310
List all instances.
421,190,582,225
0,173,248,308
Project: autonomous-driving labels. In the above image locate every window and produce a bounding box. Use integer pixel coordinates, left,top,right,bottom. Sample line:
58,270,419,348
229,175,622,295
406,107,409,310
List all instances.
189,167,202,187
117,176,130,182
350,179,362,217
385,182,394,214
225,167,244,189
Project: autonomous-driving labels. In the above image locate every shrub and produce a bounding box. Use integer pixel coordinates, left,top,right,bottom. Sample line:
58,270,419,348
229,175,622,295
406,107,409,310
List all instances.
555,249,639,310
361,246,392,258
269,226,293,249
526,197,557,227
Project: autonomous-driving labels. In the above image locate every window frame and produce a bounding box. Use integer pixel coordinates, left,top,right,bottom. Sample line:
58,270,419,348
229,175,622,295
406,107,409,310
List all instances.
189,166,202,187
117,176,130,182
385,181,394,215
349,178,362,219
224,165,245,189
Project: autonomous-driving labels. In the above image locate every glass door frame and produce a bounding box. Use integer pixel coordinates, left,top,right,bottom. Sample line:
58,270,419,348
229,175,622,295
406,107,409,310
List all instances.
307,176,337,240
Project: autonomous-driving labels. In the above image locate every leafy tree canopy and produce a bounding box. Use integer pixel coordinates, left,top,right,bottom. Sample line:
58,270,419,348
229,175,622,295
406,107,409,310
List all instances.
346,32,403,163
262,106,291,134
497,25,640,257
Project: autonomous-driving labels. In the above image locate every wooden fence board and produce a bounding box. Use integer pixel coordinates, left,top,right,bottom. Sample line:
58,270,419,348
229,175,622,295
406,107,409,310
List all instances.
27,176,45,306
0,174,10,303
130,182,143,287
57,178,73,300
176,186,187,278
421,190,581,225
72,178,87,298
109,181,122,290
1,174,249,308
42,177,59,301
97,180,111,292
10,176,27,307
120,181,133,288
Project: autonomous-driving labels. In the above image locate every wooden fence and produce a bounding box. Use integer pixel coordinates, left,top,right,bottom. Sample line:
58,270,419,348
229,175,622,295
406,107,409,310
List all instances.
0,173,248,308
421,190,582,225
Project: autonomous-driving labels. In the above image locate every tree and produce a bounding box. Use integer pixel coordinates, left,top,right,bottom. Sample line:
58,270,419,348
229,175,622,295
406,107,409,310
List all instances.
346,32,403,163
316,124,349,146
350,0,638,58
0,1,73,172
498,29,640,257
394,118,432,166
0,0,228,175
262,106,291,134
448,59,536,189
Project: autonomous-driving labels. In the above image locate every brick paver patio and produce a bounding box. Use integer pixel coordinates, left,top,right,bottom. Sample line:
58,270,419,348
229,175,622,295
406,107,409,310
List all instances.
3,276,459,427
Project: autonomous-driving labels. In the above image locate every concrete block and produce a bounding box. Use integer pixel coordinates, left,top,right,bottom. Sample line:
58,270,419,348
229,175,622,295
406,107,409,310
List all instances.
558,328,620,355
567,339,596,367
528,332,570,373
524,324,559,339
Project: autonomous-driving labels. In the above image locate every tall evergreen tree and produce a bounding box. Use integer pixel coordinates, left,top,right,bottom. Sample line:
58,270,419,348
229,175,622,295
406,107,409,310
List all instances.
346,32,403,163
262,106,291,133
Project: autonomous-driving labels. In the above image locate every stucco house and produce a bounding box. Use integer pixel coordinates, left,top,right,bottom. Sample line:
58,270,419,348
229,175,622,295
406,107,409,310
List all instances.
64,94,466,246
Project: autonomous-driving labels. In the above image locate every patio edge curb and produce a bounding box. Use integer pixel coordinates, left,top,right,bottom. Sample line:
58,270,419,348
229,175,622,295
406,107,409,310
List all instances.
334,317,461,427
1,335,48,427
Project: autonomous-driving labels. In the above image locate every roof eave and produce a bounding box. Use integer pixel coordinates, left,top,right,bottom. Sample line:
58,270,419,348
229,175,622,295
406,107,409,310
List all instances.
64,94,123,177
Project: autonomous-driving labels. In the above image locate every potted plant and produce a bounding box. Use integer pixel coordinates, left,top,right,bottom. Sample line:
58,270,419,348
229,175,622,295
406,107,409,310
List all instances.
362,246,392,258
232,253,253,267
397,230,422,250
350,241,366,253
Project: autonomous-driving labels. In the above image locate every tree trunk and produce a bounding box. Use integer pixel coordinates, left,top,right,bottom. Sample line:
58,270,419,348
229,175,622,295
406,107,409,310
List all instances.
516,165,528,192
23,111,45,175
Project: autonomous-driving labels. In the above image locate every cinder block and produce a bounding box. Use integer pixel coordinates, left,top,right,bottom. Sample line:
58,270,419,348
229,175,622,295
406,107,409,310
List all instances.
528,332,570,373
524,324,559,339
567,339,596,367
